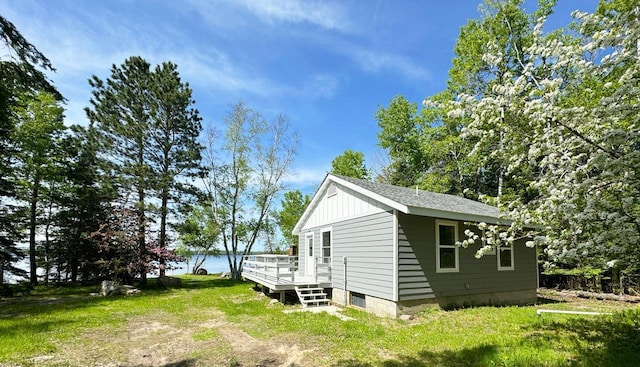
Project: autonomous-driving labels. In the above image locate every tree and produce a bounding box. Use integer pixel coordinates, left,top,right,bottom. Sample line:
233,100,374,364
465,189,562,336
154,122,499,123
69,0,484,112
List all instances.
277,190,310,248
87,56,152,283
434,1,640,279
89,206,150,284
87,56,202,281
376,0,554,199
375,95,426,187
12,91,66,284
176,204,219,274
0,15,61,284
330,150,370,180
145,62,202,277
53,124,116,283
202,102,297,278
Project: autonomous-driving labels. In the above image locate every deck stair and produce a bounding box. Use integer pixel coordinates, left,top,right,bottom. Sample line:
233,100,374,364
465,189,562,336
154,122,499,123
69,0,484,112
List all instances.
295,284,330,307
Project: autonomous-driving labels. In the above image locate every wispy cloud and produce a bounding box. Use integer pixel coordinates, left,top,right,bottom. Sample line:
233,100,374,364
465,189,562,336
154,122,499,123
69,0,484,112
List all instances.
347,47,432,81
235,0,352,32
284,166,329,190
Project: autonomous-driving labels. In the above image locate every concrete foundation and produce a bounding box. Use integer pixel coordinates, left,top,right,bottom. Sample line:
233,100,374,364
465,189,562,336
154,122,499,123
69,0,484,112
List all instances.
332,288,399,318
332,287,537,318
398,289,538,315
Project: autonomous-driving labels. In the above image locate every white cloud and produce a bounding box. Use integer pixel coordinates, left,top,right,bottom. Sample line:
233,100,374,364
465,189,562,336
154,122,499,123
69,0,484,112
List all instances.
235,0,352,32
348,47,432,81
284,166,329,189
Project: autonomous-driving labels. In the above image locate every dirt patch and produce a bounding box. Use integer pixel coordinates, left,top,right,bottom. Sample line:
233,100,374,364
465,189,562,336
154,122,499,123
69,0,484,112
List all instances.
38,312,313,367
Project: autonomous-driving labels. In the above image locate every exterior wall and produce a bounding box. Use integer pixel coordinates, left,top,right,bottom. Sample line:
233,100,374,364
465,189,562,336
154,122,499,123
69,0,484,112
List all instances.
299,211,396,301
397,212,537,311
297,181,392,277
332,211,395,301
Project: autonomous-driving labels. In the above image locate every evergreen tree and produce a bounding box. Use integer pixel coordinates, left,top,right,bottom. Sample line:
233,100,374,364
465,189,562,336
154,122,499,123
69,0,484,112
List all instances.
0,15,61,284
146,62,202,277
87,56,152,283
87,56,202,282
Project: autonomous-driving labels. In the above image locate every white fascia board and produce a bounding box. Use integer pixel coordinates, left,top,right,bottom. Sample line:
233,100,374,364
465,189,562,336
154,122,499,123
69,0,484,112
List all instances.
406,206,512,225
292,174,331,235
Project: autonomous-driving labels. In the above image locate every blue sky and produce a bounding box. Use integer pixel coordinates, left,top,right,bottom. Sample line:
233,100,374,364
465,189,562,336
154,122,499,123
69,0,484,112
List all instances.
1,0,597,197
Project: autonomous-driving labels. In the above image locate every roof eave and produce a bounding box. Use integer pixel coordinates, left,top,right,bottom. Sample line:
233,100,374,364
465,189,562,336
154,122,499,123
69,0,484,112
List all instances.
405,206,510,225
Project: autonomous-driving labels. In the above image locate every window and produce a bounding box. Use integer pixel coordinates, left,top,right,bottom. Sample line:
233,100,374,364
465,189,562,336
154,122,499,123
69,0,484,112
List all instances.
436,220,459,272
498,245,514,271
306,233,313,257
321,229,331,263
351,292,366,308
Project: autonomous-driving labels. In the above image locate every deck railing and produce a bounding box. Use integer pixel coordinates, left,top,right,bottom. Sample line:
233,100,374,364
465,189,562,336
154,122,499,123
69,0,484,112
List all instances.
242,255,332,286
314,257,332,284
242,255,299,285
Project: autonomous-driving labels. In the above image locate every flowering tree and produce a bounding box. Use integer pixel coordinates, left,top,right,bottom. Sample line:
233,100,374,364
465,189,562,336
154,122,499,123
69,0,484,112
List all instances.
90,207,182,284
429,2,640,274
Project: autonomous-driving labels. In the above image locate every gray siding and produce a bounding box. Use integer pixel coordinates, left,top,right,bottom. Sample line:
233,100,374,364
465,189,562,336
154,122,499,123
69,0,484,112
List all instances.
397,213,537,302
300,211,395,301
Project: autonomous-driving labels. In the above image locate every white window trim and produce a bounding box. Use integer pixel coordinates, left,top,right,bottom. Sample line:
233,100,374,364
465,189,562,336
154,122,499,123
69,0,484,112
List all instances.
321,227,332,263
497,244,515,271
305,232,314,257
436,220,459,273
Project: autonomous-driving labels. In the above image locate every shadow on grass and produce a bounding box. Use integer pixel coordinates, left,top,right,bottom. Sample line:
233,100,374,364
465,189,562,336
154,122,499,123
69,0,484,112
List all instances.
528,309,640,367
0,276,246,319
133,359,197,367
332,345,500,367
536,296,567,305
176,275,243,290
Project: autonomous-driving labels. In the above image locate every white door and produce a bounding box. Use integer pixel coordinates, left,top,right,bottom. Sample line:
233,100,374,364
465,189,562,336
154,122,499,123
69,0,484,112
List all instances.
305,233,315,277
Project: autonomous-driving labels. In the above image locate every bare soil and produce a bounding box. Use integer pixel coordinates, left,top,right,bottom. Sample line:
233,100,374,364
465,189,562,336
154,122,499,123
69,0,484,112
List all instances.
25,311,313,367
9,288,638,367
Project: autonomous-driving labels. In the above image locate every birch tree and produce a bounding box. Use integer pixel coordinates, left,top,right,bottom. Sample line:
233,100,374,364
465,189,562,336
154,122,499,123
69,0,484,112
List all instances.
202,102,297,278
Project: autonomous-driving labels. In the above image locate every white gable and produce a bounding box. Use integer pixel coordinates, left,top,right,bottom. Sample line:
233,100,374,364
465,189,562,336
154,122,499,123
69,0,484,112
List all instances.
300,182,391,230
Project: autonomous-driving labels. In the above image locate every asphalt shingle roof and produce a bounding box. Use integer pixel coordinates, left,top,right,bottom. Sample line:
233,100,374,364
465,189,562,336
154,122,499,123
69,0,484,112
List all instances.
332,174,501,220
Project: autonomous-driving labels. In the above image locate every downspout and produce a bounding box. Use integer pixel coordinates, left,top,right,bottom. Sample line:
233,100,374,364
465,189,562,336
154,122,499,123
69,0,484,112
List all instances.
393,209,399,302
343,256,348,305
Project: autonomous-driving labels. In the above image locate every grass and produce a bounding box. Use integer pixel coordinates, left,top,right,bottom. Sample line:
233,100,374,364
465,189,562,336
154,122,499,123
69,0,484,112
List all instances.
1,276,639,366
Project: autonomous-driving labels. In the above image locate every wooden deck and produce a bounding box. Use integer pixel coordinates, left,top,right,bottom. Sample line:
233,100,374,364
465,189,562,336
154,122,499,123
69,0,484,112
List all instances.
241,255,332,291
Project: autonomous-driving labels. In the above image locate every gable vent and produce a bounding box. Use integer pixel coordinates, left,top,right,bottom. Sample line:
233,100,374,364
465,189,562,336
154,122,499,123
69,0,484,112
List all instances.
326,183,337,197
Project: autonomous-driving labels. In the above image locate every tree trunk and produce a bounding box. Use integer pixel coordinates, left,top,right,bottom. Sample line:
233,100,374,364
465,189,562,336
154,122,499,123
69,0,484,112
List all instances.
29,179,40,285
138,184,147,285
159,189,168,277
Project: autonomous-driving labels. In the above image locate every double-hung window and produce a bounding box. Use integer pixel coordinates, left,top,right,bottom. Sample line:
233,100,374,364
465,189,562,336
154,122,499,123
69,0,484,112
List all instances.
436,220,458,272
321,229,331,264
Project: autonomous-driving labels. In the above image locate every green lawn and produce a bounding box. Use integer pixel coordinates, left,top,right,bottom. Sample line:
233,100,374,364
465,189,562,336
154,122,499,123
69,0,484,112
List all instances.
1,276,638,366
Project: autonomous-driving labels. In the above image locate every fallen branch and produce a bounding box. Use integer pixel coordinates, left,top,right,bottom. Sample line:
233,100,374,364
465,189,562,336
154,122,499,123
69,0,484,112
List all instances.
542,288,640,303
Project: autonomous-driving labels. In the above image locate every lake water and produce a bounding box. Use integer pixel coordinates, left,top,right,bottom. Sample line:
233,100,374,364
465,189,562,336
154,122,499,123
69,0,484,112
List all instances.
168,254,243,275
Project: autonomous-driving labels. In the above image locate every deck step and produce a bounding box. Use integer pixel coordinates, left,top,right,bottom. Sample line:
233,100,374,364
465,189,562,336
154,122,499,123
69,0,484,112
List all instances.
295,285,330,308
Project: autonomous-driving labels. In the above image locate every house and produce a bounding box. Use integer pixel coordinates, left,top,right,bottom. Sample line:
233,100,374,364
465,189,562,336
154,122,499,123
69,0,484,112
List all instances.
243,173,538,317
